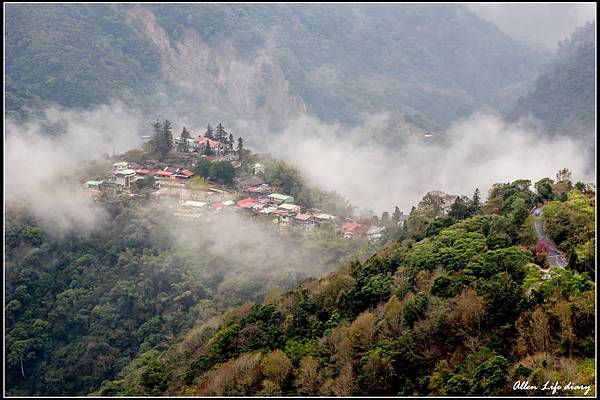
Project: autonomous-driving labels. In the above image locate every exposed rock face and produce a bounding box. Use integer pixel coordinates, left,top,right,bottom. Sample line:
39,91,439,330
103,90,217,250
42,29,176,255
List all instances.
125,6,307,132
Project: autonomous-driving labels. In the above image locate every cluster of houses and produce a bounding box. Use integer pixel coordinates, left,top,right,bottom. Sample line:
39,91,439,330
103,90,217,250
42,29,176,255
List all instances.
81,128,405,241
172,196,394,241
83,159,402,241
85,130,241,195
173,180,338,231
132,163,196,182
84,161,198,197
231,177,333,229
216,176,390,240
235,193,337,230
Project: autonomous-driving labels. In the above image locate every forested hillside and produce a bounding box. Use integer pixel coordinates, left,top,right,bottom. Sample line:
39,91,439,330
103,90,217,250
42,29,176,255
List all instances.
5,3,549,131
97,175,595,396
509,22,595,141
5,194,375,396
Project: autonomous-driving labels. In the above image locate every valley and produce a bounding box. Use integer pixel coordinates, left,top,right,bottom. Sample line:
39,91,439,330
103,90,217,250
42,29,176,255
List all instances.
3,3,596,397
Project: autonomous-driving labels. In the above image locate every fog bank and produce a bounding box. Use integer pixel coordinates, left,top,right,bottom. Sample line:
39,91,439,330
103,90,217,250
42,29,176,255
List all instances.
266,112,593,214
5,102,144,232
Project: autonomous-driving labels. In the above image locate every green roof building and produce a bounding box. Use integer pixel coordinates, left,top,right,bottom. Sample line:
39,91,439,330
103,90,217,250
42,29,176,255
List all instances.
268,193,294,203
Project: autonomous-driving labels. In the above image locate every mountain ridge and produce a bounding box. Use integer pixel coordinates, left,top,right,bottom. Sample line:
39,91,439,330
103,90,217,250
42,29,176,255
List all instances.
508,22,595,142
6,3,551,134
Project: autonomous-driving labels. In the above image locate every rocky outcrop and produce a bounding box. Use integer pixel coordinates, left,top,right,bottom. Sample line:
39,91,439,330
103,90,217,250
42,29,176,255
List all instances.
124,6,307,131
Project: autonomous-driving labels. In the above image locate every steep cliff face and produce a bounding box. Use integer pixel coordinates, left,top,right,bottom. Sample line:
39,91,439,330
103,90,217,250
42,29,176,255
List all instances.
124,6,307,132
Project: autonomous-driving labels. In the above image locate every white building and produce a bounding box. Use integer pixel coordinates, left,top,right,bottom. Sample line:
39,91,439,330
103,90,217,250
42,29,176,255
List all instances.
181,200,207,209
114,169,136,188
366,226,386,241
83,180,104,189
278,203,301,213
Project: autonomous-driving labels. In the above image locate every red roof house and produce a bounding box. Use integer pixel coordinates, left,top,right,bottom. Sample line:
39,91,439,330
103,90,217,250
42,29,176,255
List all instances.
295,213,313,221
180,169,194,177
342,222,364,231
342,222,367,237
153,170,175,177
237,197,262,209
193,137,222,148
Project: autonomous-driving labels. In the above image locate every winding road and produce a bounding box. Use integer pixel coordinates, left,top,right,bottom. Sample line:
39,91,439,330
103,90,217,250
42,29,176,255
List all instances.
532,208,567,269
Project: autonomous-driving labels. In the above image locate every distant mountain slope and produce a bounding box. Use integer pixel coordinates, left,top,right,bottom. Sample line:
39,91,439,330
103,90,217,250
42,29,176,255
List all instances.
508,23,595,140
6,3,550,133
5,4,162,120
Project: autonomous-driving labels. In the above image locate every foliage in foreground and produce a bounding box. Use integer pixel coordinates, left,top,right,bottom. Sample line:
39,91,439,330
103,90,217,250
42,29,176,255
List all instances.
98,178,595,396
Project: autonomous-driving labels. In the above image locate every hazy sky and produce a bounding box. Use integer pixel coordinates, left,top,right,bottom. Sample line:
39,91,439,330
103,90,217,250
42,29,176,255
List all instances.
466,3,596,50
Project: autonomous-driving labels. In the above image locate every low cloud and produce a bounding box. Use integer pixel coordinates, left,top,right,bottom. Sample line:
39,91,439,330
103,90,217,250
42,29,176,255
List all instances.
5,101,144,233
267,112,593,214
5,99,593,231
165,210,368,305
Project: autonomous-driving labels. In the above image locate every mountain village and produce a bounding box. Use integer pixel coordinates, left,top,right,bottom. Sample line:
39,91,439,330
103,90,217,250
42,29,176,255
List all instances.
82,123,411,241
